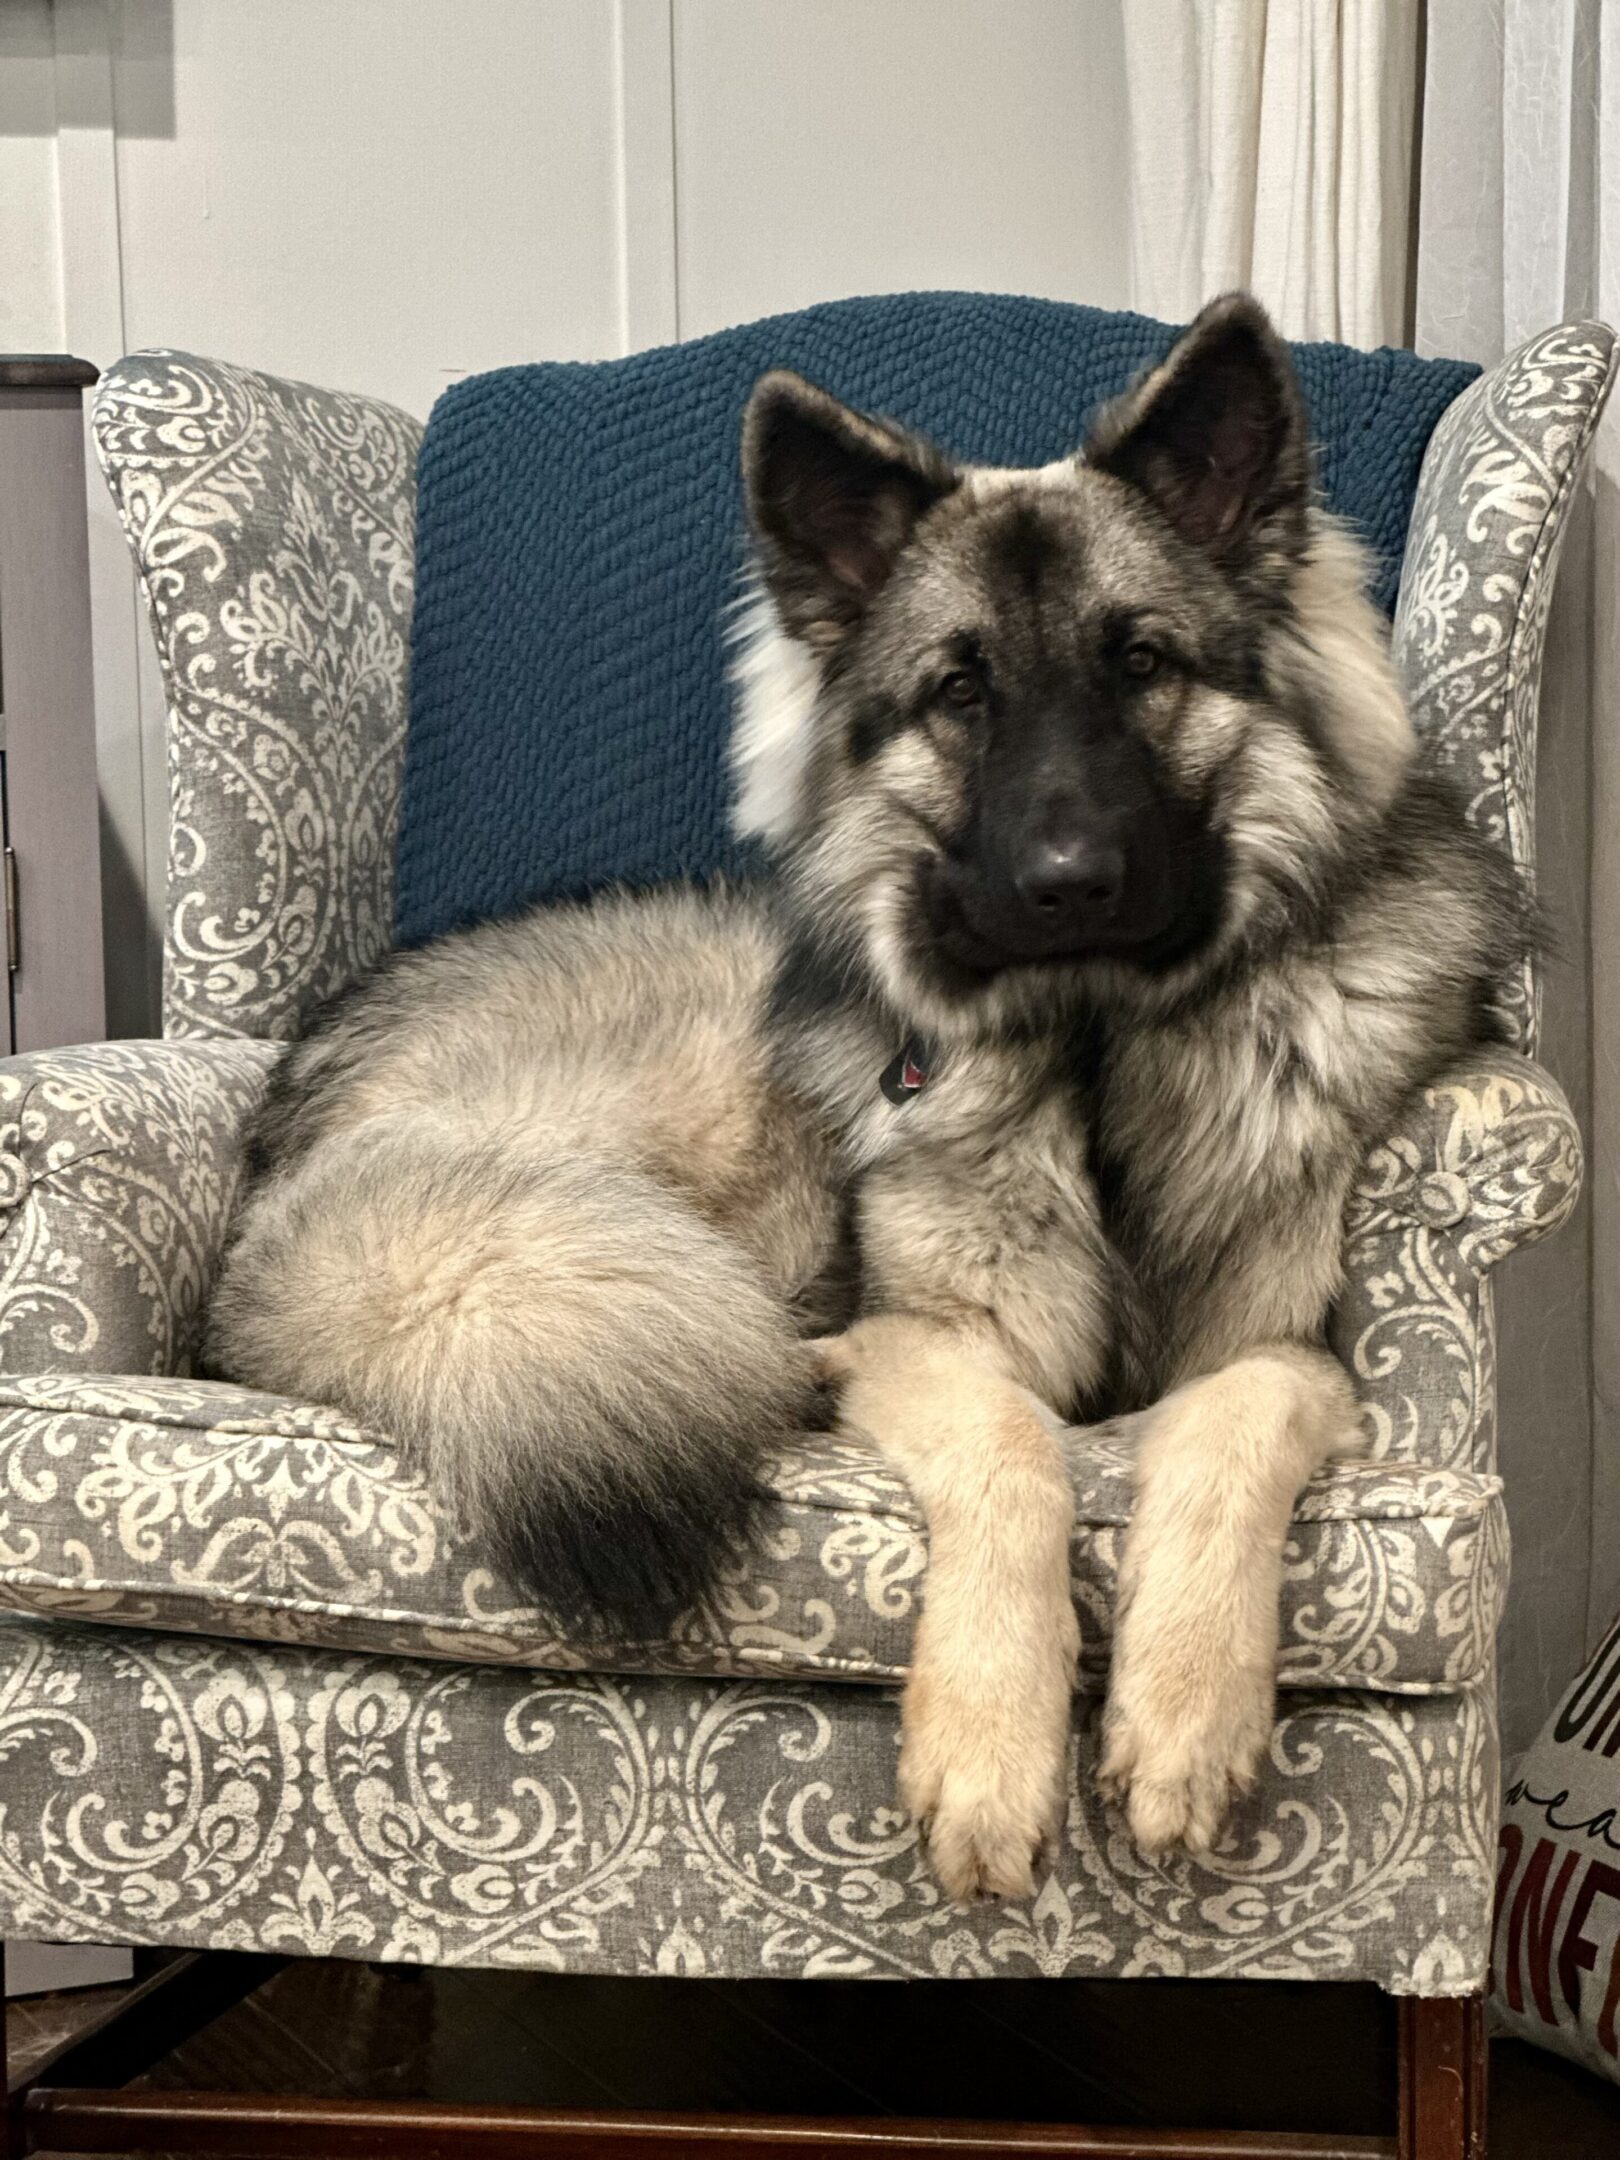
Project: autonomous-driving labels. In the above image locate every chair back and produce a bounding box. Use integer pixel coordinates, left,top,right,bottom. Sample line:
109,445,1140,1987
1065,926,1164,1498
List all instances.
94,355,421,1040
398,290,1474,950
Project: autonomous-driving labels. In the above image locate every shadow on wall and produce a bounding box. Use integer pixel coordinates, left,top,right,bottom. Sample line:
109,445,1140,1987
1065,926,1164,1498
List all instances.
2,0,175,139
98,793,160,1042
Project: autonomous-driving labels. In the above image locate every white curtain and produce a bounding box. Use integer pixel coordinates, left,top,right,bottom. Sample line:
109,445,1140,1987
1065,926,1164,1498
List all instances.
1415,0,1620,1754
1123,0,1421,344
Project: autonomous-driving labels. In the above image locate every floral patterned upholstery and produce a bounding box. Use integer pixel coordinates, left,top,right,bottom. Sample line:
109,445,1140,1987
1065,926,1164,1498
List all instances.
0,1039,279,1377
0,1615,1497,1988
1394,320,1618,1052
1330,1052,1583,1471
0,1374,1509,1698
0,323,1609,1994
91,355,421,1042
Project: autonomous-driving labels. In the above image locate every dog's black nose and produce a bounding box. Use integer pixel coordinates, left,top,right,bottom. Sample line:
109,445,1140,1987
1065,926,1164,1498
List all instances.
1015,836,1125,927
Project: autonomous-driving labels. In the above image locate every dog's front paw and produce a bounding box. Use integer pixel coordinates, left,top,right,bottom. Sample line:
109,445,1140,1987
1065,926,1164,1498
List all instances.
1097,1655,1275,1859
899,1623,1077,1902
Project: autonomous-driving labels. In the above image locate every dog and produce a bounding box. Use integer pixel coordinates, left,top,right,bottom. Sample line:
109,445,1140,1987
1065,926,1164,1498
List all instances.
208,294,1523,1903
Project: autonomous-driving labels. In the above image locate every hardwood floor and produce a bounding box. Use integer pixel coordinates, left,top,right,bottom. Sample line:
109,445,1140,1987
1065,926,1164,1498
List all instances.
9,1959,1620,2154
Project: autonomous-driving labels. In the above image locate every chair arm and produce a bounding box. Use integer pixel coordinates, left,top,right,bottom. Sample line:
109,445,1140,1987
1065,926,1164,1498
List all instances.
1348,1052,1581,1271
1331,1052,1581,1469
0,1038,281,1378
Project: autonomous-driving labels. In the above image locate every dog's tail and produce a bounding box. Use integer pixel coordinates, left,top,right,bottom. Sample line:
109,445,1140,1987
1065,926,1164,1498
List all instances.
206,1120,817,1638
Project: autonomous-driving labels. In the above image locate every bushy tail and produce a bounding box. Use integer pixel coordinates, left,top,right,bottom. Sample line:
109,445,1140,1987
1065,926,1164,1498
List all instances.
206,1120,818,1638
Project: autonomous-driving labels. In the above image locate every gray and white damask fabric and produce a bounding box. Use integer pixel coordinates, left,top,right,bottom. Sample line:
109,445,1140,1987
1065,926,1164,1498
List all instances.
0,1041,1574,1989
1330,1052,1582,1473
0,324,1600,1992
92,355,421,1043
0,1373,1509,1698
0,1615,1496,1989
1394,320,1619,1052
0,1040,279,1379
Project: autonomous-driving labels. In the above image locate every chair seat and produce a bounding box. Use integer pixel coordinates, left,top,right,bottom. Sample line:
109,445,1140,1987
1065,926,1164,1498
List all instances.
0,1374,1505,1696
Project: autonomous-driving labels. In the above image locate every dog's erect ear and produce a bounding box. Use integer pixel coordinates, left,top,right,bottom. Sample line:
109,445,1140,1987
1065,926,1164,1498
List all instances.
743,371,958,645
1086,295,1310,572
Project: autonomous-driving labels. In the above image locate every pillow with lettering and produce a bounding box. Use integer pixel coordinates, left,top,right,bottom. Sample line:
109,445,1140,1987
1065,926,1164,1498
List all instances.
1494,1609,1620,2079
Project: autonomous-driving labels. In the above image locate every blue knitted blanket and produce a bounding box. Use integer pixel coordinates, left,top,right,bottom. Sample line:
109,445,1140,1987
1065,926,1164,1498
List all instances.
398,291,1476,945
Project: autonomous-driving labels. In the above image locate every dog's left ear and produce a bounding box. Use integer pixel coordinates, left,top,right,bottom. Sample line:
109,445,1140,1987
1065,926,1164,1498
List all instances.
743,371,958,646
1086,294,1310,574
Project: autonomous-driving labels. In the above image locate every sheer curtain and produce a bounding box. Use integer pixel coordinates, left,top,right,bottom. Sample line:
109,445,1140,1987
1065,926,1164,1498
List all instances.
1125,0,1618,1754
1123,0,1420,344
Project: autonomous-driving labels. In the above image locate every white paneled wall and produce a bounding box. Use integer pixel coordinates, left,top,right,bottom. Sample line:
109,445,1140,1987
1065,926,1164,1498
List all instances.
0,4,62,352
2,0,1131,1034
112,1,629,419
672,0,1130,339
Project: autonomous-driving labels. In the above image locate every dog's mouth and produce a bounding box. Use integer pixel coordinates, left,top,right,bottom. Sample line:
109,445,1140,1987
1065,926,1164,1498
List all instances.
916,855,1171,971
911,841,1222,987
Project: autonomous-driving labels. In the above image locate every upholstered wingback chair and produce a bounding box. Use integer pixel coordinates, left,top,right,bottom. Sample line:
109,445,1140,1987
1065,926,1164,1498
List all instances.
0,319,1612,2160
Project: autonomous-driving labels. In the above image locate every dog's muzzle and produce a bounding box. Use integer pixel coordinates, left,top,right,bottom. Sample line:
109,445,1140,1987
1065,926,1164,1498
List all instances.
921,815,1183,971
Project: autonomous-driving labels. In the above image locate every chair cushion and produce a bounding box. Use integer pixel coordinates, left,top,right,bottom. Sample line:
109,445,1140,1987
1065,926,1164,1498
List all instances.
398,291,1476,945
0,1375,1505,1696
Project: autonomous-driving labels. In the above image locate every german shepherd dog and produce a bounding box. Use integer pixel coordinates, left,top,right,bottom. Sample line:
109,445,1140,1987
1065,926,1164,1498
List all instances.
209,297,1521,1901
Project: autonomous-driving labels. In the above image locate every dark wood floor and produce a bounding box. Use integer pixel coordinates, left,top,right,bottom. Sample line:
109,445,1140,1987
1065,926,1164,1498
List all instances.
9,1957,1620,2155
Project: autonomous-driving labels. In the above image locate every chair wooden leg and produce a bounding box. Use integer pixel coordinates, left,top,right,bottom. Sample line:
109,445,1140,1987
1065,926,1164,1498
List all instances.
1397,1995,1488,2160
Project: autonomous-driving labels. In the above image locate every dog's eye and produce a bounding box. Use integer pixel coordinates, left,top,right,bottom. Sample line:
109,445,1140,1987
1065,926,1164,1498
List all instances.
1122,642,1161,681
938,670,981,709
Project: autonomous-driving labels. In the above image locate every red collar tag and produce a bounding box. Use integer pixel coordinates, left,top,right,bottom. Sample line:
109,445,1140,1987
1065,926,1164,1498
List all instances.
879,1035,934,1105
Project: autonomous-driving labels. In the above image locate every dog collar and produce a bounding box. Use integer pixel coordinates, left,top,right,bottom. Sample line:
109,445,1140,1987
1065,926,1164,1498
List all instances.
879,1035,934,1105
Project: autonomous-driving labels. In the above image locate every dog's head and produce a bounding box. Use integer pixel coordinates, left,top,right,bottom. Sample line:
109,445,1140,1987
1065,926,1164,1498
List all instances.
732,295,1414,1036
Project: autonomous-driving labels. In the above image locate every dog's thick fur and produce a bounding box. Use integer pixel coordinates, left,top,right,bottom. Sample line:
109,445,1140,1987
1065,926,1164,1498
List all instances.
210,297,1523,1899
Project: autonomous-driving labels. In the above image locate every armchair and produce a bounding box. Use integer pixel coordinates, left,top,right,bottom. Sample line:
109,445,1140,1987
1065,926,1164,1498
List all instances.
0,317,1610,2159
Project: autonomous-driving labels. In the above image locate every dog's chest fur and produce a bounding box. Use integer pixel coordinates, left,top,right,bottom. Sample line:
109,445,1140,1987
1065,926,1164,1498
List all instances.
777,879,1482,1414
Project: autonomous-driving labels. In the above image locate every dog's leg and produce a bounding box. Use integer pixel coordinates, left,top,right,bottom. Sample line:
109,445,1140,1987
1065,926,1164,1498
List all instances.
819,1314,1080,1902
1098,1342,1364,1856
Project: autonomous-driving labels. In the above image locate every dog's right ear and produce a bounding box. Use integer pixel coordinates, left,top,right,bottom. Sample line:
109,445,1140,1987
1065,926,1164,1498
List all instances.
743,372,957,647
